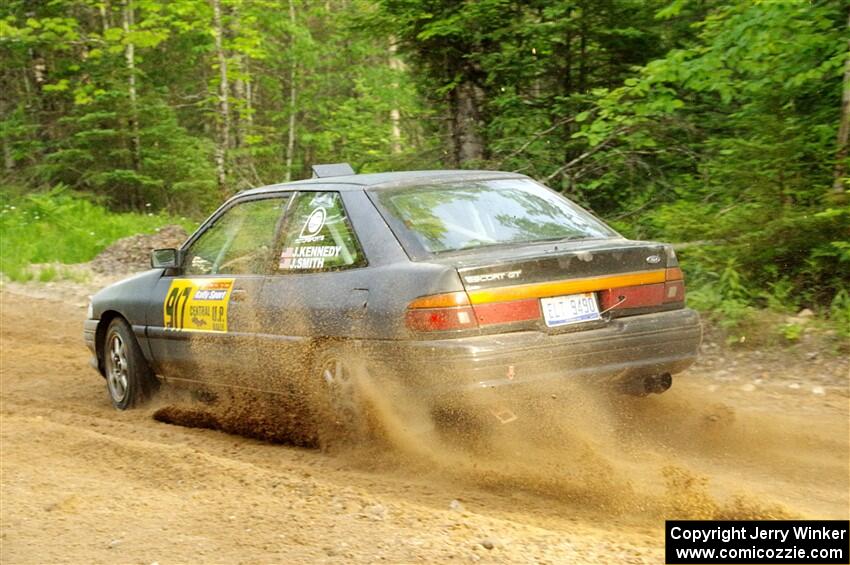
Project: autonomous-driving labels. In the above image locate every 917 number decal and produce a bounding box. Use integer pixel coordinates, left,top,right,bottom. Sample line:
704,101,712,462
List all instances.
163,279,234,332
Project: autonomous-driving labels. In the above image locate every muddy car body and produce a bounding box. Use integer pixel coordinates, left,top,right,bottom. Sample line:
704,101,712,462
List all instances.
84,167,701,427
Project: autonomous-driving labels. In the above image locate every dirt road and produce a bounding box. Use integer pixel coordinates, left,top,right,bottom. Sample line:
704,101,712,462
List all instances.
1,283,848,564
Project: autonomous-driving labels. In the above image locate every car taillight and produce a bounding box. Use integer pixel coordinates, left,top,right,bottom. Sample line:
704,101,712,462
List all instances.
599,284,666,310
598,268,686,310
665,267,683,281
664,267,685,303
471,298,540,325
405,291,478,332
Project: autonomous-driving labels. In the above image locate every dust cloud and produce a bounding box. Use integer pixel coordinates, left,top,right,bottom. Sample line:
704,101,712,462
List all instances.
153,348,849,524
151,290,849,525
350,368,840,521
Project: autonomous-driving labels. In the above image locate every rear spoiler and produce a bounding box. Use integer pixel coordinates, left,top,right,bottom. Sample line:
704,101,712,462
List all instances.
311,163,355,178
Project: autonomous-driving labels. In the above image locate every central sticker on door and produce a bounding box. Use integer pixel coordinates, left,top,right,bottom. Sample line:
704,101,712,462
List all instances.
163,278,234,332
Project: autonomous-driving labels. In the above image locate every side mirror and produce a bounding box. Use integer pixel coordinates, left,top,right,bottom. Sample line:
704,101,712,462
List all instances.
151,248,181,269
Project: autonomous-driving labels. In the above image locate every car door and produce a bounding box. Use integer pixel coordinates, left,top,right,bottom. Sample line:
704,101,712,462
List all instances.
253,190,372,391
146,193,292,386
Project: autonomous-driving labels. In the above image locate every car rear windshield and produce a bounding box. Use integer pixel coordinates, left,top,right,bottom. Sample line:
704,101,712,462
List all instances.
372,179,617,256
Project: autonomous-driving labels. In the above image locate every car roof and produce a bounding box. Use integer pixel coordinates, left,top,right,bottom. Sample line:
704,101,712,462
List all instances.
236,169,528,197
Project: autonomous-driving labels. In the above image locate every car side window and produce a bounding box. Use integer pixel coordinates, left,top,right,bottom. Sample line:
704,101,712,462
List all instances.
277,192,366,272
183,196,290,276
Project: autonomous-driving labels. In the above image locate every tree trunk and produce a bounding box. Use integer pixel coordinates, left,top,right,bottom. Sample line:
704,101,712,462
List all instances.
1,96,12,173
211,0,230,195
560,27,575,190
243,61,261,184
99,0,112,32
388,37,402,155
231,0,245,151
244,62,254,133
122,0,141,171
561,29,573,94
233,58,245,150
833,9,850,194
3,138,13,173
284,0,297,182
451,80,484,165
578,24,587,93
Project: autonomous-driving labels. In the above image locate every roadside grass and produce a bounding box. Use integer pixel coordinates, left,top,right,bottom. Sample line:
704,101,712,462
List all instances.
684,260,850,350
0,187,196,282
25,263,96,283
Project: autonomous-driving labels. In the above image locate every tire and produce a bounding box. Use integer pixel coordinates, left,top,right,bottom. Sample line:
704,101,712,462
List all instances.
102,317,158,410
308,343,372,450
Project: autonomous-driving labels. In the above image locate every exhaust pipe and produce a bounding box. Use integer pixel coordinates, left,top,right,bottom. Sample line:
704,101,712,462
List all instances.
621,373,673,396
644,372,672,395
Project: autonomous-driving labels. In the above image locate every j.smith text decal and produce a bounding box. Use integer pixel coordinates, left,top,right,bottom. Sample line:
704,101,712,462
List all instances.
279,245,341,270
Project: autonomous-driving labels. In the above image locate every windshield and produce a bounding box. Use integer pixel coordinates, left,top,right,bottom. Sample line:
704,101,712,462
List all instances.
373,178,617,256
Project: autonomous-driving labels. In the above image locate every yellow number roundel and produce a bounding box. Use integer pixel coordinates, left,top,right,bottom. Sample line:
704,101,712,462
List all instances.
163,278,234,332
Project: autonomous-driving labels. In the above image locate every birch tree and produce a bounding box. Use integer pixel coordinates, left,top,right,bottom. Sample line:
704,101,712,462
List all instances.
833,8,850,194
122,0,141,170
284,0,297,181
211,0,230,194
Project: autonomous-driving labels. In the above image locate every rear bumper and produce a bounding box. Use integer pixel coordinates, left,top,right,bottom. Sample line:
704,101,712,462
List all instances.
363,308,701,400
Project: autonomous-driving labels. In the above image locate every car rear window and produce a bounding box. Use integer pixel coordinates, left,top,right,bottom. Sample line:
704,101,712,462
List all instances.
372,179,617,255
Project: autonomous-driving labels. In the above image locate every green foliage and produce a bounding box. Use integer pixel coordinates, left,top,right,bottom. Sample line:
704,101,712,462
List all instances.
1,0,848,331
830,290,850,338
780,323,803,343
377,0,674,172
0,187,194,281
568,0,850,317
37,94,217,213
684,259,755,341
1,0,433,208
290,1,438,175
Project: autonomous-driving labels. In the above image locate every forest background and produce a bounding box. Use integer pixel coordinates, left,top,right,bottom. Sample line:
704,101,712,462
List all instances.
1,0,849,341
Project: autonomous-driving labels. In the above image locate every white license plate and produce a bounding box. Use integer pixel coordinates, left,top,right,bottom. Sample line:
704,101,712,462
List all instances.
540,293,601,327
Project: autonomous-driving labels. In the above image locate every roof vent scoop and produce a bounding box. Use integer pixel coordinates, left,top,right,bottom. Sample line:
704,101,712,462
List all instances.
311,163,355,178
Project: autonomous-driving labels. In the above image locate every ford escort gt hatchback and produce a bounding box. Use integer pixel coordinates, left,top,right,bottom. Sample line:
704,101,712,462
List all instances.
84,166,701,441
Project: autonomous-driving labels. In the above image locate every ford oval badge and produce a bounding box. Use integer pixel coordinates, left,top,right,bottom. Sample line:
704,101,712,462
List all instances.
646,255,662,264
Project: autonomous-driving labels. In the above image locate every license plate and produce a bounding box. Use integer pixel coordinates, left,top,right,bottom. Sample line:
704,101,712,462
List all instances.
540,293,601,327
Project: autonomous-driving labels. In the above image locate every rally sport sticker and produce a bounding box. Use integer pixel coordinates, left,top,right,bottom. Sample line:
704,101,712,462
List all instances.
163,278,234,332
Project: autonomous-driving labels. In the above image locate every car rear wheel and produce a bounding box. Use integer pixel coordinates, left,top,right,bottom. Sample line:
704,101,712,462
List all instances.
103,318,158,410
309,344,372,450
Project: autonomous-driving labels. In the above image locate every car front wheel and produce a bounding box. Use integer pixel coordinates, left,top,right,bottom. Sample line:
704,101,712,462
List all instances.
103,318,158,409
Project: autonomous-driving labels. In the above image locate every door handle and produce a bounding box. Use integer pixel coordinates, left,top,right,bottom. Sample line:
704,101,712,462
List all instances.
231,289,248,302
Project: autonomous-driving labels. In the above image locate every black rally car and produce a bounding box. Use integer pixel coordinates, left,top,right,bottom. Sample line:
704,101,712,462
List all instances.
84,165,700,425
